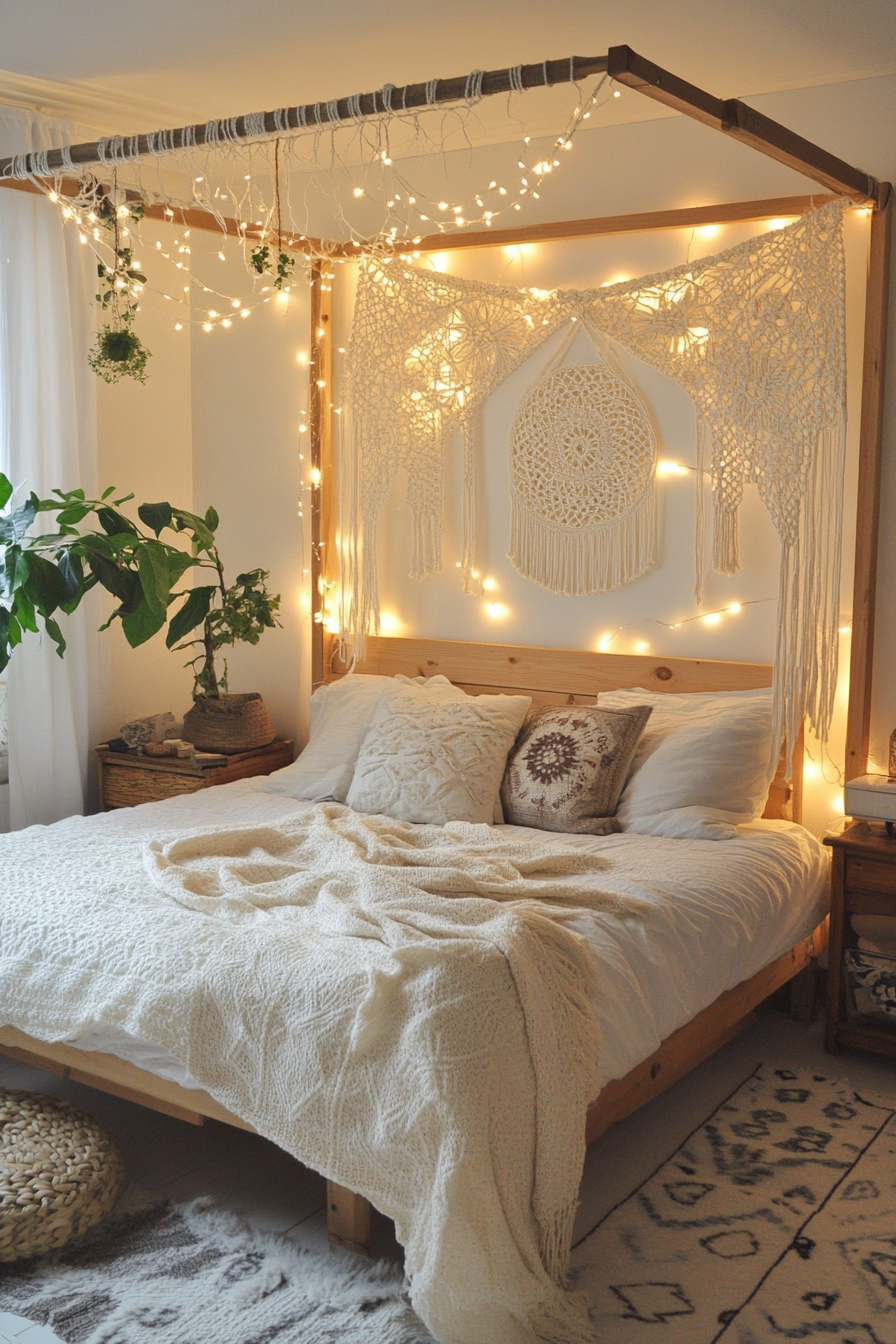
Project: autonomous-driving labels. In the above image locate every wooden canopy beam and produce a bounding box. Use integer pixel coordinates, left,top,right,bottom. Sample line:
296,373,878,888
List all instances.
607,46,885,207
0,55,609,180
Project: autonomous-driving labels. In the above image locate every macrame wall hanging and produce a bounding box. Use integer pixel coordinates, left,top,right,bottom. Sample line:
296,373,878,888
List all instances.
342,200,849,771
508,325,657,595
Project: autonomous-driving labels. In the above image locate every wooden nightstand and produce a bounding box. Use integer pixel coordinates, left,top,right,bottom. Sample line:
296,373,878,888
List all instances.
824,820,896,1058
96,739,293,810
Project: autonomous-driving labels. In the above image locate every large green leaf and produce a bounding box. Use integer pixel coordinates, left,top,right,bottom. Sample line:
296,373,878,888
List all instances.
121,600,166,648
166,550,199,585
96,506,138,537
12,589,38,634
82,545,138,606
137,501,173,536
166,584,215,648
137,540,172,619
57,550,85,606
0,495,37,545
171,509,215,551
44,615,66,659
0,473,13,510
23,553,66,616
55,503,92,527
4,546,28,596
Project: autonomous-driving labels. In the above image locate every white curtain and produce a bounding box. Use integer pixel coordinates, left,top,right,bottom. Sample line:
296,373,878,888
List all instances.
0,107,98,828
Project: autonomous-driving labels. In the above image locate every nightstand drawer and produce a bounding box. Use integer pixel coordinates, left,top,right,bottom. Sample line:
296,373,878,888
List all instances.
103,766,206,808
846,856,896,897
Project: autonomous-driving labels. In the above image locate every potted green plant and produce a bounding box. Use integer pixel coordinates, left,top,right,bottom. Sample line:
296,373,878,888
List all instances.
0,474,281,752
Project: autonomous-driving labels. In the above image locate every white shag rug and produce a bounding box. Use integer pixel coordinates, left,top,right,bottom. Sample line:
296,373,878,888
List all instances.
573,1062,896,1342
0,1194,433,1344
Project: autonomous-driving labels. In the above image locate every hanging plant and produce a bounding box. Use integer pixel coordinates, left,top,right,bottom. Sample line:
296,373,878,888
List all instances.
246,142,296,292
89,191,152,384
249,241,295,291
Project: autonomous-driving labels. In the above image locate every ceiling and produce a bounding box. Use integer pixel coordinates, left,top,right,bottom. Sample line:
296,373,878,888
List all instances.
0,0,894,139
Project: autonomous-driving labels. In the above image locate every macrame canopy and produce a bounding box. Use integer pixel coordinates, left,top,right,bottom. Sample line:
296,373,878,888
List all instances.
343,200,849,777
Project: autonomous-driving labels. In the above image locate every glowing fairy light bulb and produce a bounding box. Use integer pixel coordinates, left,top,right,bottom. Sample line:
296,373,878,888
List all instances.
174,323,183,331
727,603,742,614
309,467,322,486
634,640,650,652
702,612,722,626
353,187,364,198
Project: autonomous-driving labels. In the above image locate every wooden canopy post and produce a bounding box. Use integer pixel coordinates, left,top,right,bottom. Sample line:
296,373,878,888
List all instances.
309,261,333,691
845,189,893,779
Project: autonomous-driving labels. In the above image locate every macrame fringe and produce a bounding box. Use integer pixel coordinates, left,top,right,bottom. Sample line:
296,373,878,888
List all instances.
409,511,442,583
509,488,656,596
713,498,740,576
770,416,846,780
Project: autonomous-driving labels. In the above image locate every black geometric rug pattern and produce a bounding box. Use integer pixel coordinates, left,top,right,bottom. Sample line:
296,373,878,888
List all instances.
572,1063,896,1342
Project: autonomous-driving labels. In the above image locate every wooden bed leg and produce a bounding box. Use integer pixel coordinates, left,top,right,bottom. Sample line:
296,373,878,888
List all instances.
326,1181,372,1254
789,961,819,1024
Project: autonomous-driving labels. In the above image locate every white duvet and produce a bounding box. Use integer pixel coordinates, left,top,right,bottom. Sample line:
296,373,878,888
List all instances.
0,784,829,1344
64,781,830,1094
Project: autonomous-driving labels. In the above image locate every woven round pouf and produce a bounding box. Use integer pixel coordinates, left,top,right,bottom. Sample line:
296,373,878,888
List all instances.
0,1088,125,1262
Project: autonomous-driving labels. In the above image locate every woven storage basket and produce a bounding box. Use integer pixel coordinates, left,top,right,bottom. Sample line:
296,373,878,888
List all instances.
1,1089,125,1262
182,692,276,754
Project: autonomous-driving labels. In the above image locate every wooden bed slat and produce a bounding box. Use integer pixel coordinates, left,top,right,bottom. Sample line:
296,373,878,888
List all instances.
0,1027,256,1132
584,918,828,1143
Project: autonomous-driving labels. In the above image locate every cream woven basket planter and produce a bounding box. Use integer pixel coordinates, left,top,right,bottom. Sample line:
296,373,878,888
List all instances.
0,1089,125,1262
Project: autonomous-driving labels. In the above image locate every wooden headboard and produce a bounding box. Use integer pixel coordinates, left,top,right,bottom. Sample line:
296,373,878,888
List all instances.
324,634,803,824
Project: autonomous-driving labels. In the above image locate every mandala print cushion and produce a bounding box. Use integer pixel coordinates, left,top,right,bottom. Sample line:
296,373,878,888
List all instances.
501,704,652,835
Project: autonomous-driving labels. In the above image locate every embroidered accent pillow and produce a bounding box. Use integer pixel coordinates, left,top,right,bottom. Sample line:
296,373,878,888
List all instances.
500,704,652,835
258,673,467,804
346,687,531,825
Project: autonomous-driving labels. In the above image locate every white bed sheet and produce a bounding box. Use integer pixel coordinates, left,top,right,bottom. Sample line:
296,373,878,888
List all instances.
50,781,829,1094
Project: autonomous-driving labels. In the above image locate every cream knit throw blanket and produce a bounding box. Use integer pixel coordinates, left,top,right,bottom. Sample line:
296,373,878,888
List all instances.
0,804,645,1344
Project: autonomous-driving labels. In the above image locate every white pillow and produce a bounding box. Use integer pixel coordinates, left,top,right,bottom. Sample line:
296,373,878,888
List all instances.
597,687,774,840
259,673,464,803
347,686,531,825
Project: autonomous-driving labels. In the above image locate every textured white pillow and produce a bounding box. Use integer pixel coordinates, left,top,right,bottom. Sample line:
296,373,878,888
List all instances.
260,673,464,803
597,687,774,840
347,687,532,825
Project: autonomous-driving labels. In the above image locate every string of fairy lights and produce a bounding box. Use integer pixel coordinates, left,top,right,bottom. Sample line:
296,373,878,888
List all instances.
39,73,613,340
27,80,862,803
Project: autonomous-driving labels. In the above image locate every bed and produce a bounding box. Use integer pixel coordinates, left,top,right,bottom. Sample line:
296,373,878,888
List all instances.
0,636,828,1257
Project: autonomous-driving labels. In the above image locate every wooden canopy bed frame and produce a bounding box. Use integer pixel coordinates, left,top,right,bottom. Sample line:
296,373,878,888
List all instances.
0,46,888,1254
0,633,825,1252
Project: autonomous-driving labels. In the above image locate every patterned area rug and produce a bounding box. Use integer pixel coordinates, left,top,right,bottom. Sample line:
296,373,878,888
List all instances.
0,1195,430,1343
573,1063,896,1342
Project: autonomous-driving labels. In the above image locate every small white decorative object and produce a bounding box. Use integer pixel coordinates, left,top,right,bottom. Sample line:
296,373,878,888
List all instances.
844,774,896,832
